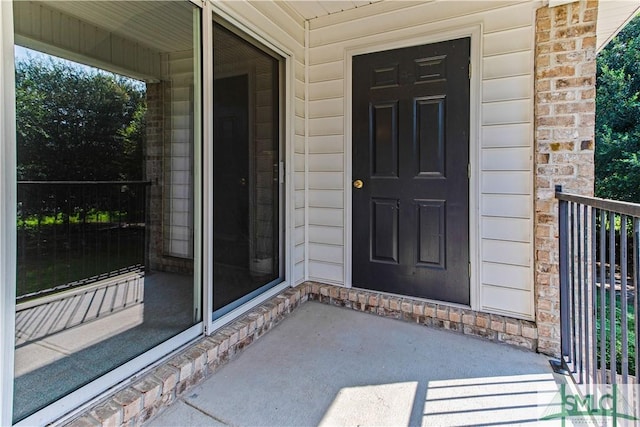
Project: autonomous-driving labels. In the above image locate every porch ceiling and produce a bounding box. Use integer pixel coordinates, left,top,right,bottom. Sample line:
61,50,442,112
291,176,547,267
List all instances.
31,1,640,54
283,0,383,20
286,0,637,53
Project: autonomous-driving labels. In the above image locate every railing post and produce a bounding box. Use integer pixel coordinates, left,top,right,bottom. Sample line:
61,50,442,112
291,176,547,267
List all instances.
557,185,571,360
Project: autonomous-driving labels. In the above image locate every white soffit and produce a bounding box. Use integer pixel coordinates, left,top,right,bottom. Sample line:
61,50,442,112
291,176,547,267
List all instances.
285,0,383,21
596,0,640,52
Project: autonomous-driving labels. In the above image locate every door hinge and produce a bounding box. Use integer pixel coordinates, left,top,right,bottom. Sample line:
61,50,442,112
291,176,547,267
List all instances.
467,164,471,179
469,62,472,79
468,263,472,278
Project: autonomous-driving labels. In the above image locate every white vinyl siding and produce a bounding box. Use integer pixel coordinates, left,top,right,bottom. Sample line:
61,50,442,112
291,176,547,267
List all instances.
307,0,540,319
215,1,306,285
163,50,194,258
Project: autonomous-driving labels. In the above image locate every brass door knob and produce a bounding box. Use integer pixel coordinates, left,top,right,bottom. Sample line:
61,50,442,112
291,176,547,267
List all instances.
353,179,363,189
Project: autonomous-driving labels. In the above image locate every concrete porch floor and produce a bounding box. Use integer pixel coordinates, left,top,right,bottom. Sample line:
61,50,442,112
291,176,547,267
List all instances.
145,302,567,427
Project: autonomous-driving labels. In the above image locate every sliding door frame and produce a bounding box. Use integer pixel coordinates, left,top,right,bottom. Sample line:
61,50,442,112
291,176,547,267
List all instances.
208,3,294,332
0,0,17,425
9,1,206,425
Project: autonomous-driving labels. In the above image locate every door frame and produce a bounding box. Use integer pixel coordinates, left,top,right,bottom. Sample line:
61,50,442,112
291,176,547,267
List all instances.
344,24,482,311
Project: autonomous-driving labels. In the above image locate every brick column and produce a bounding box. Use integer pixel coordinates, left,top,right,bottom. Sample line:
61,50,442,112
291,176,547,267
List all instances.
534,0,598,356
145,82,165,272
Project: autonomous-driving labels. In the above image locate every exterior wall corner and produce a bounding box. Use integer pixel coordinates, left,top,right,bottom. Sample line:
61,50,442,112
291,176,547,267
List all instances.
534,0,598,357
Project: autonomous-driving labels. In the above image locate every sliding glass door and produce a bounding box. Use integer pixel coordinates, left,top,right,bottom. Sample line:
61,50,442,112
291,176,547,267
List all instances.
12,1,202,422
213,19,283,317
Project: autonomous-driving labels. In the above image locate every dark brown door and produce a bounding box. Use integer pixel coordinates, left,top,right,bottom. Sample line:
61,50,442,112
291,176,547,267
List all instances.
352,38,470,305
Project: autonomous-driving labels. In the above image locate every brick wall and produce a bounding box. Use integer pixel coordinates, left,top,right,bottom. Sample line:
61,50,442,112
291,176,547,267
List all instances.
534,0,598,356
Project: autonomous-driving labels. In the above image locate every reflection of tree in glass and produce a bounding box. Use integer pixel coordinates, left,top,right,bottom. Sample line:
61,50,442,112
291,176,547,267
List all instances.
15,55,146,182
14,54,148,297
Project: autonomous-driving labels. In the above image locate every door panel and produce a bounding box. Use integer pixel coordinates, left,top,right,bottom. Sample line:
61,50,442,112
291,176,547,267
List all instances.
352,38,470,305
372,102,399,177
371,198,399,264
416,97,445,177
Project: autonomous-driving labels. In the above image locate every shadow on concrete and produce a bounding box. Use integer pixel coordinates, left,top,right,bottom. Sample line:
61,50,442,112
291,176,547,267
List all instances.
148,302,566,427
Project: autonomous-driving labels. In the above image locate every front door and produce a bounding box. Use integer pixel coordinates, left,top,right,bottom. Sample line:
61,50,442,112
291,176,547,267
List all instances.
352,38,470,305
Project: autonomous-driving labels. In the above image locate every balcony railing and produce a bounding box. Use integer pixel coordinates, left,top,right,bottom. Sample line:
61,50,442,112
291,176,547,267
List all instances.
556,186,640,410
17,181,150,301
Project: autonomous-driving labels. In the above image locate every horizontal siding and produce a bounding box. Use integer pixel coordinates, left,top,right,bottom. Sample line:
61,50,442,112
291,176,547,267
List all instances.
309,154,344,172
309,98,344,118
308,172,344,190
294,261,305,285
306,0,538,319
482,99,532,125
482,124,532,148
481,195,531,219
483,2,536,33
481,218,531,243
309,243,344,264
482,240,531,267
483,26,532,56
309,207,344,227
309,190,343,209
481,285,533,320
294,226,304,247
483,51,532,79
482,262,531,291
309,135,344,154
309,116,343,136
481,147,531,171
482,172,531,195
309,261,343,284
309,60,344,83
309,225,344,246
294,243,305,263
308,80,343,100
482,75,532,103
294,208,304,227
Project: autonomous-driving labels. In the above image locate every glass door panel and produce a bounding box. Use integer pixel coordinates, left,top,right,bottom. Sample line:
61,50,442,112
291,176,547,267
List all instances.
13,1,202,421
213,20,282,316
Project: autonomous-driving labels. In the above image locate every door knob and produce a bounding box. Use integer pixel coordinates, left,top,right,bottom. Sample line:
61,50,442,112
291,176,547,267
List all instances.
353,179,363,189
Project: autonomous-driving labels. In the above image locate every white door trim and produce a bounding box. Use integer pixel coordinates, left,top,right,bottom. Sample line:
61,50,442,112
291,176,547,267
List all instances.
344,24,483,311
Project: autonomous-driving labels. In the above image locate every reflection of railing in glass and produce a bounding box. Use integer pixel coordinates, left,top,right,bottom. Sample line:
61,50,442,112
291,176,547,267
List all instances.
16,181,150,301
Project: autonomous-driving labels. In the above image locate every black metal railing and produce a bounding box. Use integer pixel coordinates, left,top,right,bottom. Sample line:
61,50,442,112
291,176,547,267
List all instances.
557,186,640,393
17,181,150,301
